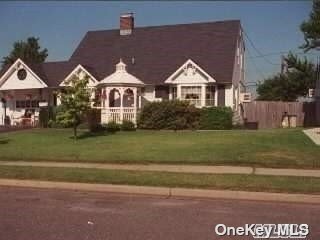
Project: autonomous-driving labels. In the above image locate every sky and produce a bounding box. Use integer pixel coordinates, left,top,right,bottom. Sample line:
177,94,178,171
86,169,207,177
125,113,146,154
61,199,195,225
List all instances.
0,1,317,90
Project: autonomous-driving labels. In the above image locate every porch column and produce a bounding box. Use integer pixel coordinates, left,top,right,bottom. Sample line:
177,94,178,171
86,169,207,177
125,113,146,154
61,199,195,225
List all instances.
138,90,142,109
177,85,181,99
215,85,218,106
133,88,137,124
103,87,110,108
201,84,206,107
119,88,124,122
90,88,95,107
105,87,110,123
169,86,172,100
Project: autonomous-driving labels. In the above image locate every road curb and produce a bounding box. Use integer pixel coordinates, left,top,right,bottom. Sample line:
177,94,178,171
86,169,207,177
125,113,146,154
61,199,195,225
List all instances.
0,161,253,175
0,179,319,204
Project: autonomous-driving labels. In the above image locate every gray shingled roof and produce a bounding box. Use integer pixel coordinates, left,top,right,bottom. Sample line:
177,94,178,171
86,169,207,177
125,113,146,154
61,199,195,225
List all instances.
70,20,241,85
1,20,241,87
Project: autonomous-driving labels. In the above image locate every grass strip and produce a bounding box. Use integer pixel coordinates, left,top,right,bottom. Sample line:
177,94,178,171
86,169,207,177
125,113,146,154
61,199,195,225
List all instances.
1,129,319,169
0,165,319,194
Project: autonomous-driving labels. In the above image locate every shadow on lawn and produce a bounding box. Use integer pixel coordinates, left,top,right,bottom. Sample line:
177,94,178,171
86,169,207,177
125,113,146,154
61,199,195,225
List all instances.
69,131,114,140
0,138,10,144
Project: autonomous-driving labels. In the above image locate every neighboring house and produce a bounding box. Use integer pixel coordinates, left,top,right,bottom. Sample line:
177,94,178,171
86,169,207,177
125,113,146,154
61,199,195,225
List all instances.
0,13,245,125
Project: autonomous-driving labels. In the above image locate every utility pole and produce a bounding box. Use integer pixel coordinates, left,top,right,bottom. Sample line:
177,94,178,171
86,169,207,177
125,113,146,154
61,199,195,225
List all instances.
316,56,320,125
317,56,320,93
281,55,288,74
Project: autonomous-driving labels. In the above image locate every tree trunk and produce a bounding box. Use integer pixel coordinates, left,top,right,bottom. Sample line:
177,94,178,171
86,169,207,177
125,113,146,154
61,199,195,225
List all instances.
73,125,77,140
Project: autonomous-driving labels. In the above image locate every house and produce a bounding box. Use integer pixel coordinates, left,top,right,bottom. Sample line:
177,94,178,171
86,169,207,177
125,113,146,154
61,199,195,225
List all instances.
0,13,245,125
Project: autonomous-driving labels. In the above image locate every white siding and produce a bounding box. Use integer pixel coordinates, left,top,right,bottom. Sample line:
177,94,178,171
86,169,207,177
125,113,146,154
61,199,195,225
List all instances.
0,69,46,90
142,86,155,102
225,84,234,108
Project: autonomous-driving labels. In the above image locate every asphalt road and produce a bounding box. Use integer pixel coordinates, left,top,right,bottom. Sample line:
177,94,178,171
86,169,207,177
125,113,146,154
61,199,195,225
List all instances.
0,187,319,240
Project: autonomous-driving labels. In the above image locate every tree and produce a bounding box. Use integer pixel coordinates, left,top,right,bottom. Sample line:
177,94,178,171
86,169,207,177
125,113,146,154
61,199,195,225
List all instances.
56,76,91,140
2,37,48,67
300,0,320,51
257,53,317,101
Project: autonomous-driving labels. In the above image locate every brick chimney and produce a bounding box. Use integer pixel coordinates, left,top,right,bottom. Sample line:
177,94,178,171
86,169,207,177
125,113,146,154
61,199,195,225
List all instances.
120,13,134,36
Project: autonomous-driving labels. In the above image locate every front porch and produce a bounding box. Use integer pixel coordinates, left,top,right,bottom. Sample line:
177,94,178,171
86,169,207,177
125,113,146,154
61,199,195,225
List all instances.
0,88,55,126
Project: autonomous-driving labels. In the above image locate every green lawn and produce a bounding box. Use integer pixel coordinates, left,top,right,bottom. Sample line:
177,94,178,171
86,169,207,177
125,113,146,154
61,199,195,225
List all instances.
0,165,319,194
0,128,319,169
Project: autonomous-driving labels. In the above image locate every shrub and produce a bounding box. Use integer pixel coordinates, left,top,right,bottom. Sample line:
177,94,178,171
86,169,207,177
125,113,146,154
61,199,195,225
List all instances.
199,107,233,130
104,121,121,133
39,108,49,128
55,105,74,128
121,120,136,131
138,100,200,130
40,106,59,128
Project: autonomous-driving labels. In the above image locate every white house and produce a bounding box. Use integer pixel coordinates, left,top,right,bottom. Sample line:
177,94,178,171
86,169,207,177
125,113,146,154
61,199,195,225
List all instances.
0,13,245,126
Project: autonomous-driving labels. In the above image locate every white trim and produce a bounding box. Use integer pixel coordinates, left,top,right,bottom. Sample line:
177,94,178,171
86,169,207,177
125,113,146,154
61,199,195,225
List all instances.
0,58,48,89
164,59,216,84
215,85,218,107
60,64,98,87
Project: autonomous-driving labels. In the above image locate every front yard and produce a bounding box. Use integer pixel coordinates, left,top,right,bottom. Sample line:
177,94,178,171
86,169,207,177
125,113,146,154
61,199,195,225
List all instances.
0,128,319,169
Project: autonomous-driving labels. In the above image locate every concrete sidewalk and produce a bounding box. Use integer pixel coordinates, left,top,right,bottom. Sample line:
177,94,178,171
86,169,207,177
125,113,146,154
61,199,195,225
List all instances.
303,128,320,145
1,161,320,178
0,178,319,204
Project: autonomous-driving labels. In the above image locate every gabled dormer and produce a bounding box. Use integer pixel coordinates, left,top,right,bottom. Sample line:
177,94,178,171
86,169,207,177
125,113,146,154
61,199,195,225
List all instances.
165,59,216,85
60,64,98,88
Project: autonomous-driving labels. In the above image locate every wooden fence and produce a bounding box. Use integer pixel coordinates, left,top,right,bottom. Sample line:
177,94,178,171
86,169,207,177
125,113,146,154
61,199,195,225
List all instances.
242,101,317,129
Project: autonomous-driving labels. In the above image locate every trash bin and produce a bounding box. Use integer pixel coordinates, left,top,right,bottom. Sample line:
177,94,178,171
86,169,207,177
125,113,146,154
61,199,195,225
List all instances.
289,115,297,128
282,112,289,128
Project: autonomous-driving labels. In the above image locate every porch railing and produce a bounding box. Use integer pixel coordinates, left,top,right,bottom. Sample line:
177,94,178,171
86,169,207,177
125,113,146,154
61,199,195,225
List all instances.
101,107,137,124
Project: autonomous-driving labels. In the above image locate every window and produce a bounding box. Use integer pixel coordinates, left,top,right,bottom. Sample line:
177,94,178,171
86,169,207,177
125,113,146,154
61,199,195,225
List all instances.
181,86,201,107
171,87,177,99
17,69,27,80
206,86,215,106
16,100,39,109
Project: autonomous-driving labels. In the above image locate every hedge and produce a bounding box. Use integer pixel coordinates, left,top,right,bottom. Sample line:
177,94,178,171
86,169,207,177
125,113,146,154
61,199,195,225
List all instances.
199,107,233,130
39,106,56,128
121,120,136,131
138,100,200,130
138,100,233,130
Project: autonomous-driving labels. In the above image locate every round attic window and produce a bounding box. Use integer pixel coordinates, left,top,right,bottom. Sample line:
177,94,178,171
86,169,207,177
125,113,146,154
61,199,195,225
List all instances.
17,69,27,80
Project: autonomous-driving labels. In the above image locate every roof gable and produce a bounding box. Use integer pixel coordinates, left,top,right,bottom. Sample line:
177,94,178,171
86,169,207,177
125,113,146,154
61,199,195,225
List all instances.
0,59,48,90
165,59,216,84
60,64,98,87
